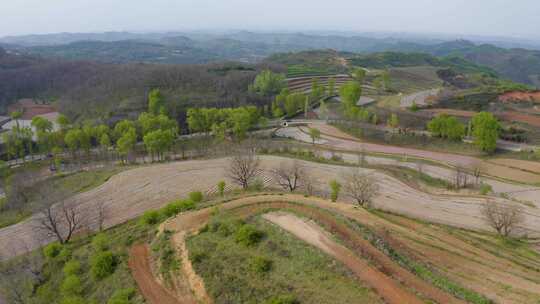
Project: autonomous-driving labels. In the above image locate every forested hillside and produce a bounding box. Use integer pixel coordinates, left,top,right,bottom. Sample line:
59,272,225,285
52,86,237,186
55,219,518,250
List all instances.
0,48,282,124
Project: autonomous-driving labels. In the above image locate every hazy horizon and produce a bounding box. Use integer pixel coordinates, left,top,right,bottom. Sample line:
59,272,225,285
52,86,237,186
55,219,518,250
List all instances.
2,0,540,40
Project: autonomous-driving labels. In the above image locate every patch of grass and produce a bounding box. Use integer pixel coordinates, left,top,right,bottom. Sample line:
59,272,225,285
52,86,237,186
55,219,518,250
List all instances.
0,167,124,228
151,230,180,284
187,214,382,304
0,218,151,304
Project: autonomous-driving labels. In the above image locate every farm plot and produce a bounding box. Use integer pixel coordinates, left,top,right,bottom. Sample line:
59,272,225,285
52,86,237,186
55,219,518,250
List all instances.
400,88,440,108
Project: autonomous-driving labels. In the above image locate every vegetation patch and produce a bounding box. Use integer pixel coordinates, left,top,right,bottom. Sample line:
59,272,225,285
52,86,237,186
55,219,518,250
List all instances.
0,219,151,304
151,229,180,284
187,213,381,304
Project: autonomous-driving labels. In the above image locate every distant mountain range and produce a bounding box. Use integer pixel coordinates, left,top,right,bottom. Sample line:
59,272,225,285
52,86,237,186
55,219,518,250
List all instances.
1,31,539,87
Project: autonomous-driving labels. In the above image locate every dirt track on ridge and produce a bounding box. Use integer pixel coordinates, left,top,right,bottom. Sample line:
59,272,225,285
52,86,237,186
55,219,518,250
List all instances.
161,196,466,304
263,212,441,304
129,244,186,304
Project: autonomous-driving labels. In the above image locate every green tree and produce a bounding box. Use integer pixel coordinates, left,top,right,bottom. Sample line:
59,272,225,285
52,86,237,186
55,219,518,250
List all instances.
10,111,22,128
57,114,70,131
143,129,175,161
427,114,465,141
217,181,226,196
148,89,165,115
329,180,341,202
64,128,82,159
116,129,137,163
229,107,253,140
327,77,336,96
310,78,324,102
352,68,366,84
387,113,399,129
309,128,321,144
32,117,54,154
339,81,361,112
284,93,305,117
252,70,286,96
114,120,136,140
472,112,500,153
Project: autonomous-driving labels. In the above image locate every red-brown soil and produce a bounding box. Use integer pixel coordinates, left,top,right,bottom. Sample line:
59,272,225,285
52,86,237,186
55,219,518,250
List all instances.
128,244,188,304
499,91,540,103
163,196,467,304
7,99,56,119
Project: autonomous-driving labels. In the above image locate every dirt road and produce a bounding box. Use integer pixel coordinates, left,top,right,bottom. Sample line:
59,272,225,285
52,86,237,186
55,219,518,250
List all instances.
302,122,540,183
128,244,187,304
162,197,464,304
263,212,423,304
2,156,540,260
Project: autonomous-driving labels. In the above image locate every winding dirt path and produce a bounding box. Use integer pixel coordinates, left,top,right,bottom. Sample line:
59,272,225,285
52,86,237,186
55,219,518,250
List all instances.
161,196,468,304
263,212,422,304
128,244,187,304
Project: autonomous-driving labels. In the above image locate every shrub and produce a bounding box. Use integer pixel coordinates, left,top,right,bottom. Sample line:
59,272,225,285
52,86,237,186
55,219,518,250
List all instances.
189,191,204,203
217,181,226,196
92,233,109,251
480,183,493,195
61,275,83,295
250,178,265,191
63,260,81,276
329,180,341,202
43,242,63,259
140,210,161,225
107,288,135,304
250,256,273,273
235,225,264,246
58,246,73,262
61,296,86,304
91,251,116,280
265,295,299,304
162,199,196,218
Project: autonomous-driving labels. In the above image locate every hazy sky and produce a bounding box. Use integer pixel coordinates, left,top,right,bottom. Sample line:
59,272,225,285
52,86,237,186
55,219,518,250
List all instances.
2,0,539,39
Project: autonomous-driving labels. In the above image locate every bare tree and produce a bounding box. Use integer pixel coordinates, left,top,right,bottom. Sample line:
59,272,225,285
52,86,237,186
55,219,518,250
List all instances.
228,147,260,190
454,166,469,189
416,162,425,175
472,163,482,185
481,201,525,237
31,184,85,244
303,173,316,196
272,161,304,192
343,169,380,208
35,201,84,244
96,201,108,232
357,147,367,167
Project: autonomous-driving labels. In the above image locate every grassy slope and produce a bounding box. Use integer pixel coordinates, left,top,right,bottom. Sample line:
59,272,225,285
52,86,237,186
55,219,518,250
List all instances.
1,219,151,304
0,167,125,228
187,214,382,304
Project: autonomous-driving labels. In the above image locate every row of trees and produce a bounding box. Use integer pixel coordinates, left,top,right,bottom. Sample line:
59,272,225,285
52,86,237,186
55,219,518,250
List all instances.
186,106,262,140
427,112,500,153
2,89,179,165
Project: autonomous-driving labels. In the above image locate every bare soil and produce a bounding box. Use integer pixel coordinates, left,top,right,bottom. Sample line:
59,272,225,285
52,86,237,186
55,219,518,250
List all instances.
263,212,424,304
128,244,187,304
499,91,540,103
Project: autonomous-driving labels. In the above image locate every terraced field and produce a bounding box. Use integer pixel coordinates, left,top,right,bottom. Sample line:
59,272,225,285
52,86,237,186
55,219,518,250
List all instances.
146,194,540,304
4,154,540,261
